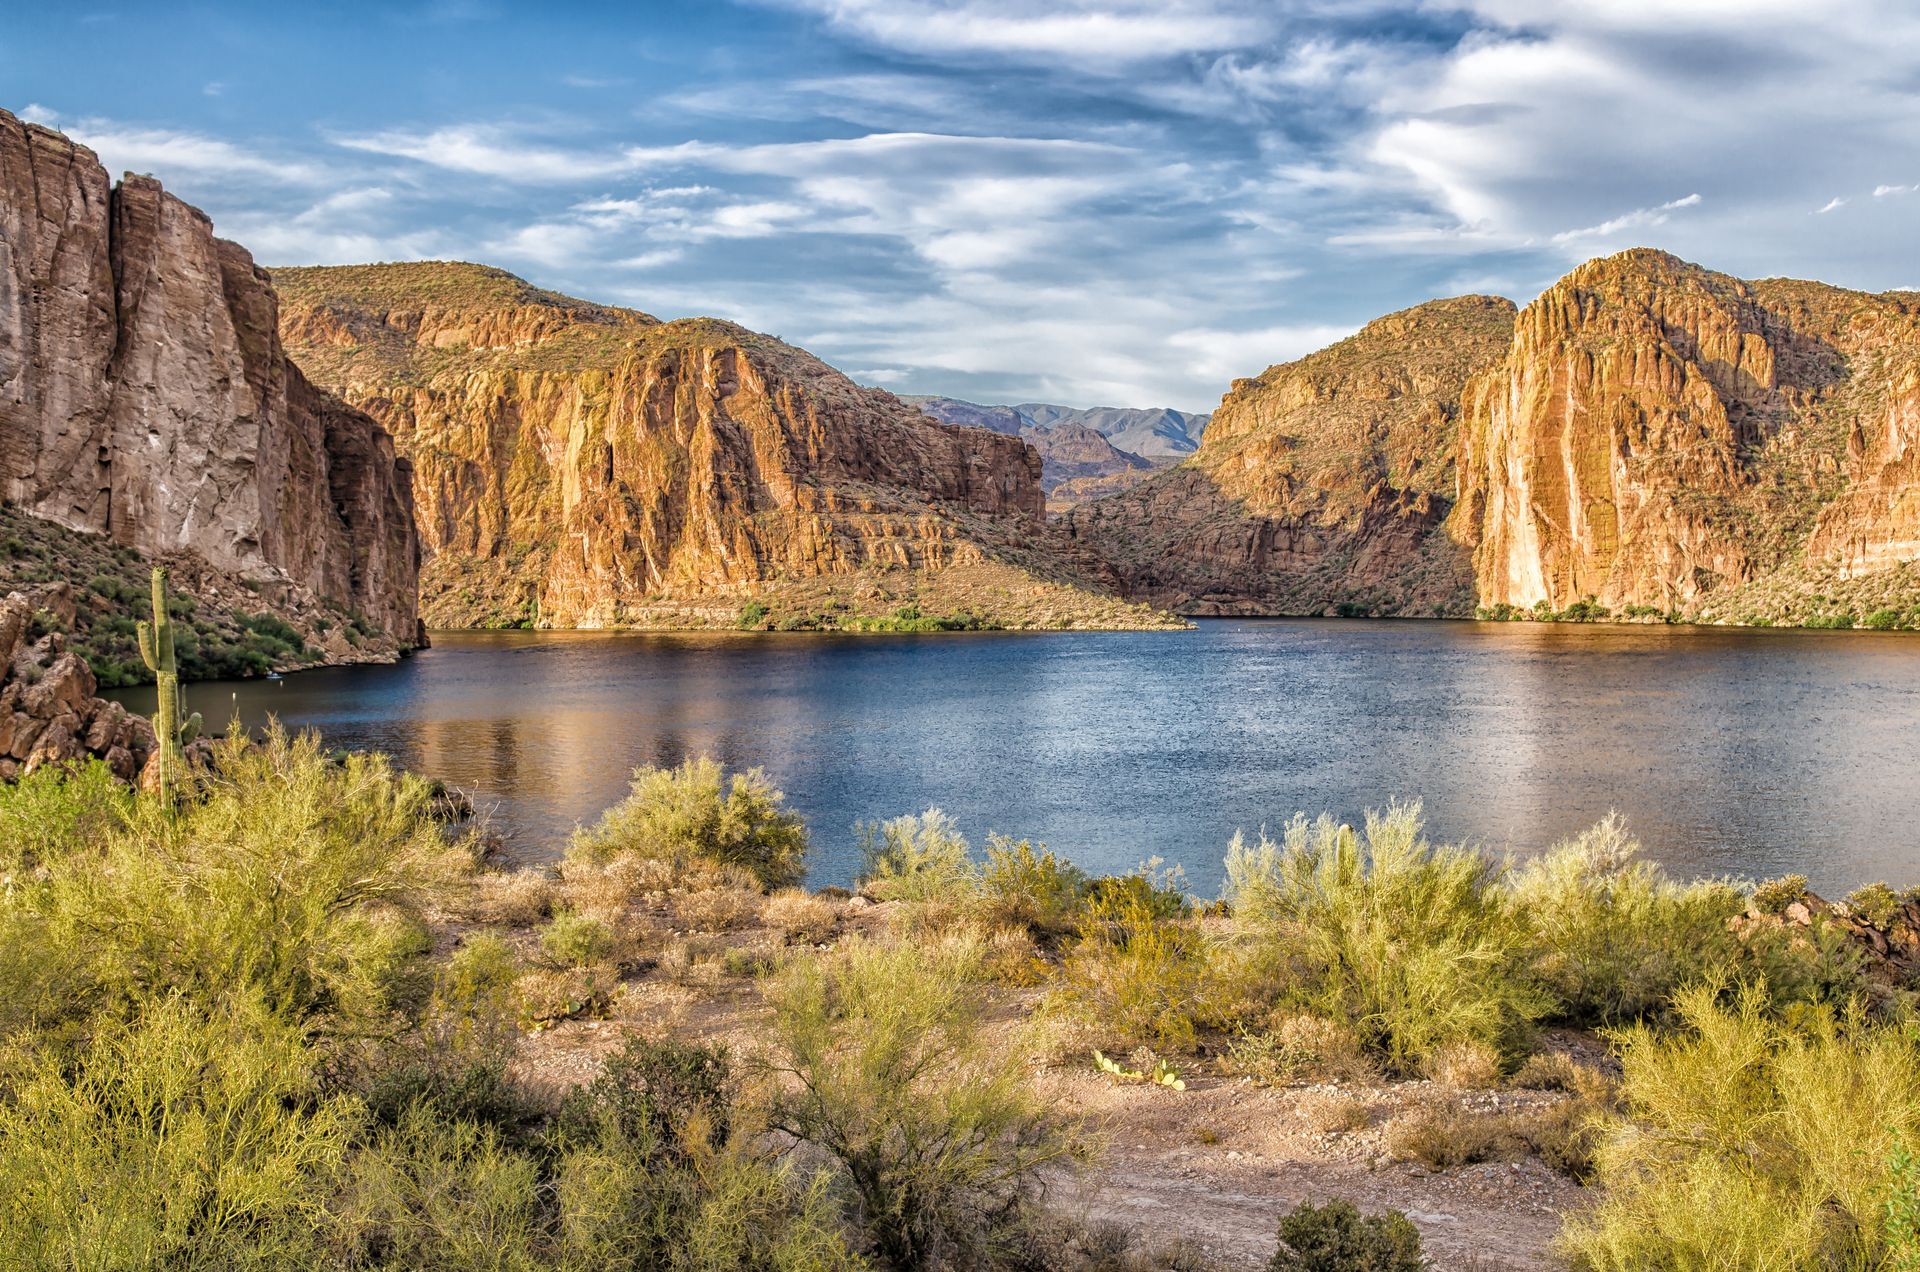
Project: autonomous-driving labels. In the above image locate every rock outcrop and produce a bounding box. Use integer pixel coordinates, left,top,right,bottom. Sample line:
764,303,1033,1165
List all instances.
909,396,1206,507
0,108,420,645
1063,296,1516,615
0,588,153,781
1070,251,1920,625
274,263,1171,630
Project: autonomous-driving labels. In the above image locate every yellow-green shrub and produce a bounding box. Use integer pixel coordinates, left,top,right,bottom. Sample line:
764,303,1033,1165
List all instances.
854,808,975,903
1563,981,1920,1269
1225,803,1545,1071
1508,814,1746,1025
1056,889,1218,1052
570,757,807,890
767,937,1076,1268
0,993,356,1269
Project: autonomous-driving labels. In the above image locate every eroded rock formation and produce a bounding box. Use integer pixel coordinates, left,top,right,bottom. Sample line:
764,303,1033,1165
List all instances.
0,588,153,781
1063,296,1516,615
0,108,419,644
275,263,1169,630
1071,251,1920,624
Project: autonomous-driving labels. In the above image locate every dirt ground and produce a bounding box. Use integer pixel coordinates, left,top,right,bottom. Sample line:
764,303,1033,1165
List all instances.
463,889,1590,1270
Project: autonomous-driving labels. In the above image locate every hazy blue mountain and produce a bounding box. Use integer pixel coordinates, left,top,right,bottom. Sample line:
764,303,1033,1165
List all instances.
905,397,1209,459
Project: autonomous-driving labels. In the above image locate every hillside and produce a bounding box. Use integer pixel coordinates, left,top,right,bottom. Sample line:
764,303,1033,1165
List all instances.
908,396,1207,506
1066,252,1920,627
274,264,1177,631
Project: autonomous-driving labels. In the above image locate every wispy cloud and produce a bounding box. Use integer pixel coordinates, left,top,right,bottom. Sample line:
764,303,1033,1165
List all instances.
1552,194,1703,245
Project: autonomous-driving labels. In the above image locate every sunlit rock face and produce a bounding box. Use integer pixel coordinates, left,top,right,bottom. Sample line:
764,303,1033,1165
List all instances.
1061,295,1516,617
274,263,1073,629
0,109,420,643
1069,250,1920,623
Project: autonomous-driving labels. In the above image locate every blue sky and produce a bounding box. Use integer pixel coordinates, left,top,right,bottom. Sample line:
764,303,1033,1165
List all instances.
9,1,1918,410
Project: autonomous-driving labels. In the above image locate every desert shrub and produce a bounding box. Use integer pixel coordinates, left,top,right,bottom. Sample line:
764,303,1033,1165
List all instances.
676,883,764,932
767,937,1077,1268
1058,889,1218,1051
1222,1014,1376,1086
1753,873,1810,915
1422,1038,1502,1088
326,1106,544,1270
1383,1098,1522,1171
361,934,532,1132
555,1034,734,1157
1848,881,1903,928
1296,1091,1372,1134
456,868,556,927
540,909,616,967
1268,1199,1423,1272
0,757,131,873
855,808,976,903
1562,980,1920,1269
570,757,807,890
5,725,465,1037
1225,804,1545,1071
1888,1137,1920,1270
1514,1100,1604,1182
1508,814,1746,1025
764,888,841,944
0,993,356,1268
975,835,1089,938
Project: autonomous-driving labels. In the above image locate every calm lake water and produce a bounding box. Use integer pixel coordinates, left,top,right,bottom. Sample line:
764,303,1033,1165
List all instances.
113,620,1920,894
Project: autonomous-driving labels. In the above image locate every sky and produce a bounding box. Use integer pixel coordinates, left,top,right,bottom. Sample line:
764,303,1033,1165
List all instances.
7,1,1918,412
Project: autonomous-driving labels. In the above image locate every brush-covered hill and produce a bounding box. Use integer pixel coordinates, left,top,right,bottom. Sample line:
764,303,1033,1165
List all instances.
273,263,1175,631
1066,251,1920,628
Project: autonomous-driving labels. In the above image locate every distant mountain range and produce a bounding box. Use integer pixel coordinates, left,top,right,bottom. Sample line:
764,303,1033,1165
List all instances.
904,397,1209,505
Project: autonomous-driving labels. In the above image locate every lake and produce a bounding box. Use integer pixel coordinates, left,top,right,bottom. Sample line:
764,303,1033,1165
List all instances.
113,620,1920,895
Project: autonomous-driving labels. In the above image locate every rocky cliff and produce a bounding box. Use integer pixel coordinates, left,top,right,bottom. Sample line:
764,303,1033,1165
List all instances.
1062,296,1516,615
0,587,153,781
275,263,1174,631
1070,251,1920,627
0,108,420,649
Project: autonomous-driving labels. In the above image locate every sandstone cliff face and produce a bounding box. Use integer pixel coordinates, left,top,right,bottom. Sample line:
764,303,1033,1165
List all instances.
1073,251,1920,625
275,263,1133,630
1063,296,1516,615
1463,251,1920,614
0,109,419,644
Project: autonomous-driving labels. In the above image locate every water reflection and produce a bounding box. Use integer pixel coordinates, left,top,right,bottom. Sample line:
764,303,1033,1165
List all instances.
112,621,1920,894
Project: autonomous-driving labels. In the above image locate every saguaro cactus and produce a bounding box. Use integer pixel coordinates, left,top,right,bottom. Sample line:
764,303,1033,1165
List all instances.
136,567,202,799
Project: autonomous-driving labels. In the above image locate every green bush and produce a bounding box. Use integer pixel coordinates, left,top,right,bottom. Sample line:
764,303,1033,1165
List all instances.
1269,1199,1424,1272
1225,804,1546,1070
0,757,131,874
570,757,807,890
0,993,356,1269
768,938,1076,1268
976,835,1088,938
1508,814,1747,1025
1057,887,1218,1051
1562,981,1920,1269
0,724,467,1038
855,808,976,903
539,909,616,968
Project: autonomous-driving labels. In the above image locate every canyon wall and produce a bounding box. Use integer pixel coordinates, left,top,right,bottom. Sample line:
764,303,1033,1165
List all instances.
0,108,419,644
1062,295,1516,615
1071,251,1920,624
275,263,1168,631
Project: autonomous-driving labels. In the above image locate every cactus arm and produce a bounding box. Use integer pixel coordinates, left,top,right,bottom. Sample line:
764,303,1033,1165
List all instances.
137,620,158,671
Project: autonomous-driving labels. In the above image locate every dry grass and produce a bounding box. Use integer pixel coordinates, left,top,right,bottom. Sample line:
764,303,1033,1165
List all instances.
674,885,763,933
515,964,615,1028
1423,1038,1504,1089
762,889,840,944
1222,1013,1378,1086
1296,1091,1373,1134
1384,1099,1524,1171
456,868,555,927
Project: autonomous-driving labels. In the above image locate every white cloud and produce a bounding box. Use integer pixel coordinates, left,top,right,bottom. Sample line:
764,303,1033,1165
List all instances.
764,0,1276,64
1552,194,1702,245
337,124,639,182
1875,183,1916,197
22,105,325,185
1816,197,1846,214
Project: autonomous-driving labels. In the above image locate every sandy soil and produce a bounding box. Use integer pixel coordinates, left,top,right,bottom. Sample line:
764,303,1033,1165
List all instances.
460,890,1590,1269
